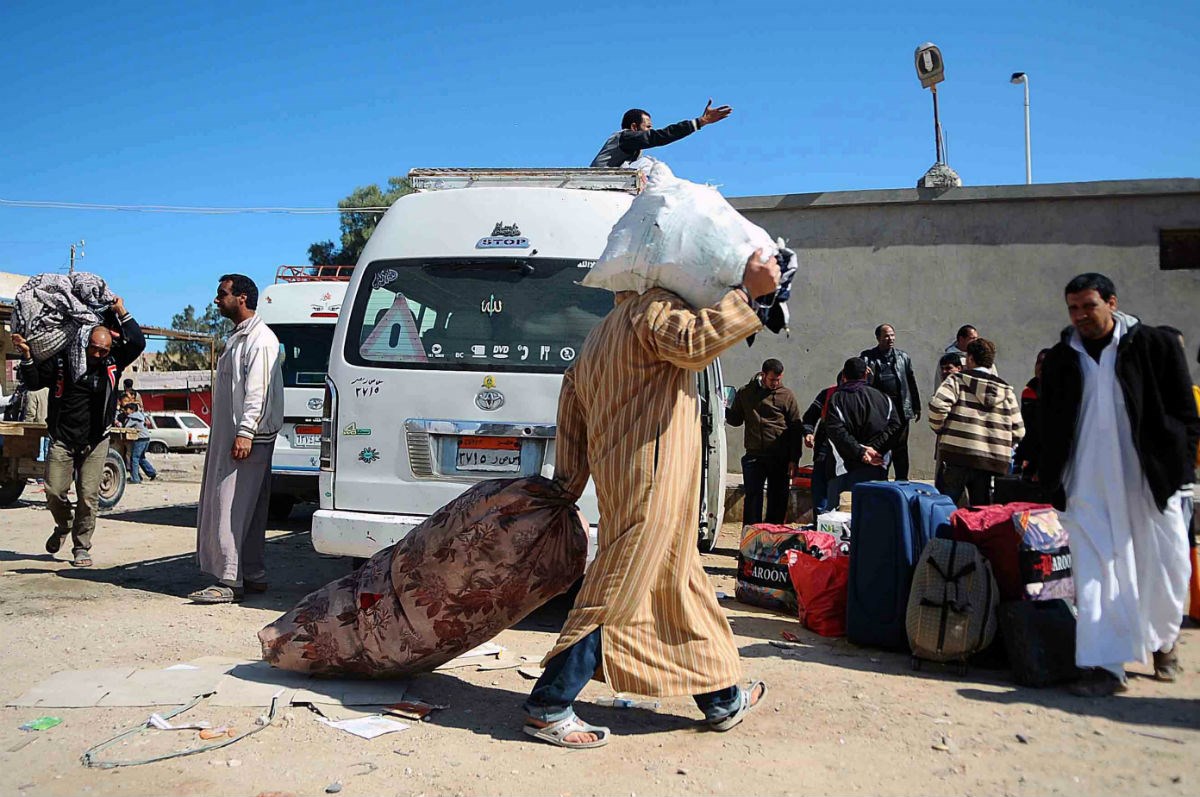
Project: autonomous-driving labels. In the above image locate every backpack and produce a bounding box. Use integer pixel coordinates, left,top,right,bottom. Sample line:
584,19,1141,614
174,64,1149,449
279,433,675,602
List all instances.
906,538,999,674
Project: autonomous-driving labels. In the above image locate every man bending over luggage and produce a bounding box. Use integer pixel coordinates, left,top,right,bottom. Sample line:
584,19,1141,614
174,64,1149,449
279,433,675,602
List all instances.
822,357,902,508
590,100,732,168
1039,272,1198,696
522,250,779,748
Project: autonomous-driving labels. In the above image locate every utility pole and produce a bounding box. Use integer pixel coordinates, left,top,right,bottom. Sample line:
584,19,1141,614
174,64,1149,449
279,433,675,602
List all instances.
1010,72,1032,184
68,239,85,274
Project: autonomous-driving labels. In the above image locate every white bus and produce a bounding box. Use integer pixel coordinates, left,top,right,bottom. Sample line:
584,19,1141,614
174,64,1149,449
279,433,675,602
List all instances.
315,168,729,560
257,266,352,519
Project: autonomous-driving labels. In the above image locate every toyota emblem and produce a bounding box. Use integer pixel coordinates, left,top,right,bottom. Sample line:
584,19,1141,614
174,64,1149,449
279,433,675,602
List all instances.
475,388,505,411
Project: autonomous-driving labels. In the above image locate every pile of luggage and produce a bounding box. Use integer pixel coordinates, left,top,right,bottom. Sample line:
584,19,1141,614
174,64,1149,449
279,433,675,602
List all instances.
735,481,1080,687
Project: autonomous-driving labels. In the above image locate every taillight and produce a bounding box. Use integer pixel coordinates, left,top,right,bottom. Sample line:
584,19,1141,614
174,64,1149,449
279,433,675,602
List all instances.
320,378,338,471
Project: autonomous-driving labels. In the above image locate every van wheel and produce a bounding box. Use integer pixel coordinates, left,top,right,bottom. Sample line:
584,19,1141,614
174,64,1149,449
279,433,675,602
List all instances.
268,494,296,522
0,479,26,506
147,441,169,455
98,451,127,509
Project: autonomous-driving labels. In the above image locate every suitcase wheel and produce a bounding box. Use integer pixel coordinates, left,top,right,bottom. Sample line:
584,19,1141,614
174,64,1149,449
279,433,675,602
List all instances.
910,656,922,671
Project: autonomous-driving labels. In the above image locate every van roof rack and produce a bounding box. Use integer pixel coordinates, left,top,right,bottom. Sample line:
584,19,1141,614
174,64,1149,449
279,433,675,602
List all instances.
276,264,354,283
407,168,643,194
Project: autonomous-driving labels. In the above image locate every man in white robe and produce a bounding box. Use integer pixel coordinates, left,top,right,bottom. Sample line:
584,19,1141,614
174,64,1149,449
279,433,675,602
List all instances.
190,274,284,604
1039,273,1199,696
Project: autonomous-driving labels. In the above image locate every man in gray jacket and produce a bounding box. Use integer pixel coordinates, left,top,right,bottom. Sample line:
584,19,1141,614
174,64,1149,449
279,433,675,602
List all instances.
590,100,732,168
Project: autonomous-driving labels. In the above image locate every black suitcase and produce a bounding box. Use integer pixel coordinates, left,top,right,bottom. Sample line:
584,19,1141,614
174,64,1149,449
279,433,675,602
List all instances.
992,476,1050,505
998,599,1081,687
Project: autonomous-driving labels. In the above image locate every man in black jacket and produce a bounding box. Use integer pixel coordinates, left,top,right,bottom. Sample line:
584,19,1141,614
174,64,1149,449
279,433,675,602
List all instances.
590,100,732,168
823,357,903,508
11,297,145,567
1039,273,1199,697
859,324,921,480
801,373,842,515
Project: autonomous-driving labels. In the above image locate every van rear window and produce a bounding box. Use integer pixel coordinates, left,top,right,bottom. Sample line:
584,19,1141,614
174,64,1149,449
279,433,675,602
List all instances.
275,324,336,387
346,258,612,372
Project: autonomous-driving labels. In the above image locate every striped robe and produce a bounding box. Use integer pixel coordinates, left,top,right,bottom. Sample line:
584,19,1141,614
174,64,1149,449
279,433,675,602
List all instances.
544,287,762,696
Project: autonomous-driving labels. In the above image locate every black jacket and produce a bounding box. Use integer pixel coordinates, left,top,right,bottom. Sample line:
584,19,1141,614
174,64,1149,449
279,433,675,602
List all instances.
802,385,836,464
20,313,145,449
859,345,921,420
1038,315,1200,512
1014,377,1041,475
589,118,700,167
824,381,903,472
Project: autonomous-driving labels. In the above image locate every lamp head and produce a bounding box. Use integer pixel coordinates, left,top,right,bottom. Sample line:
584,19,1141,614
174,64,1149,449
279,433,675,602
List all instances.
1010,72,1027,84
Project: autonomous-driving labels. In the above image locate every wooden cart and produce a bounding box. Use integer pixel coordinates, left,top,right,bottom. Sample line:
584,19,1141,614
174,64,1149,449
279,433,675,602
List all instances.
0,422,136,508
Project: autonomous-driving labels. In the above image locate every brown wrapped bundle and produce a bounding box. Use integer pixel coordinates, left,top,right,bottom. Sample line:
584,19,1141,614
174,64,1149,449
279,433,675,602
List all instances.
259,476,587,676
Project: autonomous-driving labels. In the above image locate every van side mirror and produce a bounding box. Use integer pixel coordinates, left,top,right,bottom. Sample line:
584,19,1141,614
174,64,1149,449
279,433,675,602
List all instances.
722,385,737,410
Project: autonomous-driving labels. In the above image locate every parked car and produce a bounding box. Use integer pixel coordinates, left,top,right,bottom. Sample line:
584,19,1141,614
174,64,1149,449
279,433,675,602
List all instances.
147,411,210,453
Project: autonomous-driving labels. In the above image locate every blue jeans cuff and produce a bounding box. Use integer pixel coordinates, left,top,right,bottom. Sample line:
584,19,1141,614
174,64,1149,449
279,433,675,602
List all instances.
696,685,741,722
522,702,575,724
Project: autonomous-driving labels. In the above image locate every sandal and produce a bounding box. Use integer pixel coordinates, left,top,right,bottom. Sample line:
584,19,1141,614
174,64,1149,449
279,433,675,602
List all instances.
709,680,767,732
523,712,610,749
187,584,242,604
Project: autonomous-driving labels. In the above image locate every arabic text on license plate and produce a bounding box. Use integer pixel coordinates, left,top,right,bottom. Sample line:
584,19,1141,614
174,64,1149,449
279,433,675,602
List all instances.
455,436,520,472
294,434,321,447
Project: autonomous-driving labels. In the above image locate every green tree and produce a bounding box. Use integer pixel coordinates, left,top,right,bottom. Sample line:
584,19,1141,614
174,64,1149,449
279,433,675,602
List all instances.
164,304,232,370
308,177,413,266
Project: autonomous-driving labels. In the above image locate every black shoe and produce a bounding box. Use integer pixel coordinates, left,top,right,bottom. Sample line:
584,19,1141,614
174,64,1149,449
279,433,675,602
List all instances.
1069,668,1128,697
45,531,68,555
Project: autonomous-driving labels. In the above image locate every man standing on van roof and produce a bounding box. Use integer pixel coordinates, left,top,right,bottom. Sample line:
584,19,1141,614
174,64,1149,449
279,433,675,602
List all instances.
522,250,779,749
590,100,733,168
1039,273,1199,696
190,274,284,604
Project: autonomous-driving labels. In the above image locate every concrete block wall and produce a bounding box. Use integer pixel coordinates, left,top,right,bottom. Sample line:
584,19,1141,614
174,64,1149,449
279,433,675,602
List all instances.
722,179,1200,477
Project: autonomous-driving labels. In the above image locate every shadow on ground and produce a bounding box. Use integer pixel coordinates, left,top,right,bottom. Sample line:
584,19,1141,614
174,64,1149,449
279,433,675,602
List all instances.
405,672,701,744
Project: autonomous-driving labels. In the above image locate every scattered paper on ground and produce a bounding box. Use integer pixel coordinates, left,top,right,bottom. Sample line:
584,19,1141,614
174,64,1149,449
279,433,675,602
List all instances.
316,715,410,739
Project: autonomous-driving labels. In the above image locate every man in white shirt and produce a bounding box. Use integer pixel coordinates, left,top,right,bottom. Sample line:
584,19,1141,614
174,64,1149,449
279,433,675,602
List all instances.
190,274,284,604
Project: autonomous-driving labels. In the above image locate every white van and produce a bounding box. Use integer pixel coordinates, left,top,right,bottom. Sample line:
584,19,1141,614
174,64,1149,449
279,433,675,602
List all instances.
257,266,351,519
314,168,729,559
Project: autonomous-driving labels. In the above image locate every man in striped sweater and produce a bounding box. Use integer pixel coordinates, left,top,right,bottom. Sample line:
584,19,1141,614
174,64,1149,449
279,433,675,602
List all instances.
927,338,1024,506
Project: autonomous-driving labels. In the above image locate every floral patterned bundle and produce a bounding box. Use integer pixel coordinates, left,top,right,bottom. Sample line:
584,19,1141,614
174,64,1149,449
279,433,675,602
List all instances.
1012,507,1074,602
259,476,587,676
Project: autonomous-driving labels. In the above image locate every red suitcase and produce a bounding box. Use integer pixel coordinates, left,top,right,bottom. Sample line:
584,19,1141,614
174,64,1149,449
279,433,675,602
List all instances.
946,502,1051,602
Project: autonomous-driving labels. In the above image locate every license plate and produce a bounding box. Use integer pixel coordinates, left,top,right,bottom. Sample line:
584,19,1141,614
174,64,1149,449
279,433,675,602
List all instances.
455,436,520,472
294,434,321,448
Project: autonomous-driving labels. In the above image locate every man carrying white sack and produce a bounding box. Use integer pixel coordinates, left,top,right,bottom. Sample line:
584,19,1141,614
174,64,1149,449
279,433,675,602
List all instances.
522,216,781,748
1039,272,1199,696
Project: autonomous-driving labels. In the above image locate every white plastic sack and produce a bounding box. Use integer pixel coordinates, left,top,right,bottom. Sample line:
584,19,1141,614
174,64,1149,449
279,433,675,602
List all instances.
583,162,778,308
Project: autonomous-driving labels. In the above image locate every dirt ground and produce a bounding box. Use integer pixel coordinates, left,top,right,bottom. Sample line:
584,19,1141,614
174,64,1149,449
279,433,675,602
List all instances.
1,463,1197,797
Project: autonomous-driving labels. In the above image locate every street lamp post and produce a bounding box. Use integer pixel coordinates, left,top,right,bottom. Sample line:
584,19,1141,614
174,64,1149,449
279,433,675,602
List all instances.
1010,72,1031,184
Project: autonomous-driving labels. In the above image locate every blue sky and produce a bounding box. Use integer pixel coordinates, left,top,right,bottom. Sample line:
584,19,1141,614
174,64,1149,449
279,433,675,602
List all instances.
2,0,1196,330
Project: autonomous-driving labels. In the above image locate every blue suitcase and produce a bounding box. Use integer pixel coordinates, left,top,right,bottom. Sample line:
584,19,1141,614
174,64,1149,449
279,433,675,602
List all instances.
847,481,957,649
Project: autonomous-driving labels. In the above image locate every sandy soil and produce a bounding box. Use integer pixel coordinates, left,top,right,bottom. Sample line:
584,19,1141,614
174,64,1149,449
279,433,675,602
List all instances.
1,467,1197,797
